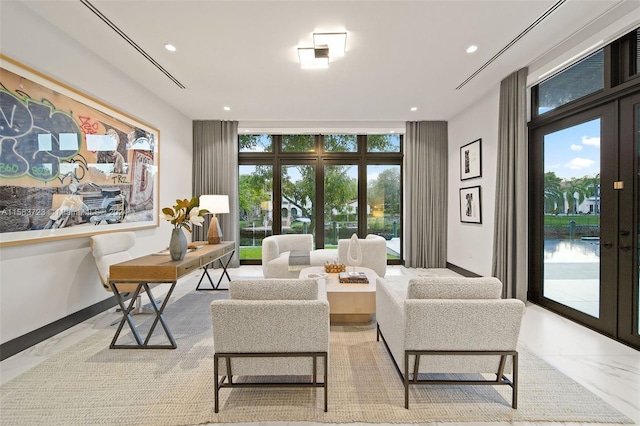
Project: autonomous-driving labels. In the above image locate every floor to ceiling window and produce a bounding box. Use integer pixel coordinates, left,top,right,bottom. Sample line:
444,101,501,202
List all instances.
238,133,402,264
529,27,640,349
367,164,401,260
323,163,357,247
238,164,273,259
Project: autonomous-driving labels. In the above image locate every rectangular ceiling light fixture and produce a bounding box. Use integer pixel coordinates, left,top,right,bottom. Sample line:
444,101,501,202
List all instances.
313,32,347,57
298,47,329,69
298,31,347,69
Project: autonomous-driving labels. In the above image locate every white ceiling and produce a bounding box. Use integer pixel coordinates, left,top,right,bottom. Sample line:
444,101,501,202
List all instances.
16,0,640,125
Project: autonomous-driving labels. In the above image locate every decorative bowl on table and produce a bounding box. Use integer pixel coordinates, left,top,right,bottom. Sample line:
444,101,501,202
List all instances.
307,272,328,279
324,262,346,274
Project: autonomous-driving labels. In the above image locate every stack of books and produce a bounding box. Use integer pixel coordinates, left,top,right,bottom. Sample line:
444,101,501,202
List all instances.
338,271,369,284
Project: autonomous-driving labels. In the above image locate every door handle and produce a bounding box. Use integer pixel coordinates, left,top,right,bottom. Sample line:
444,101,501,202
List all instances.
619,245,632,251
601,242,613,248
620,230,630,236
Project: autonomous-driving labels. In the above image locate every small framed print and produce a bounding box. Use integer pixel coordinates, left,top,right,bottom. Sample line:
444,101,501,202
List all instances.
460,139,482,180
459,186,482,224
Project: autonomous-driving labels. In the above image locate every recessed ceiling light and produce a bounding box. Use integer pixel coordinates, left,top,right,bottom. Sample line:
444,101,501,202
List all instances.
223,106,231,111
389,130,395,134
466,45,478,53
410,107,418,112
164,43,177,52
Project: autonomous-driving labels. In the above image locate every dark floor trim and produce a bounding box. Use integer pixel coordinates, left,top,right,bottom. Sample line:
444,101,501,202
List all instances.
446,262,482,277
0,295,119,361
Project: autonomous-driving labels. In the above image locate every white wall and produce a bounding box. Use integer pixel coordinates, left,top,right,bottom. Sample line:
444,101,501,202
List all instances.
445,9,639,278
447,87,500,276
0,2,193,344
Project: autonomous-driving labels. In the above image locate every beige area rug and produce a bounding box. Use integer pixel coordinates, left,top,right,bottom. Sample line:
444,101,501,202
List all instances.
0,291,633,426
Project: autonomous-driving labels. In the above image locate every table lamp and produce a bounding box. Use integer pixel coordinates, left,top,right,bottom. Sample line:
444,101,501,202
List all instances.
199,195,229,244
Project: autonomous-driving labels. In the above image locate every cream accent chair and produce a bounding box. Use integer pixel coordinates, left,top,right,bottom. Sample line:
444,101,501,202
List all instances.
261,233,388,278
376,276,525,409
210,278,330,412
90,231,146,314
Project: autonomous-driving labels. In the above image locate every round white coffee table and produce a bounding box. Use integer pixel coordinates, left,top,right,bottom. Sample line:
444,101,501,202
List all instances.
299,266,378,324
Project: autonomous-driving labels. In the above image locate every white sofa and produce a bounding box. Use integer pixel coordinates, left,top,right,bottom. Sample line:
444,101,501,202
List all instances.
210,278,330,412
262,233,387,278
376,276,525,409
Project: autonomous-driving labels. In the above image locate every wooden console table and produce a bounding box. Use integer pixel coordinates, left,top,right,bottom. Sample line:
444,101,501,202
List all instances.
108,241,236,349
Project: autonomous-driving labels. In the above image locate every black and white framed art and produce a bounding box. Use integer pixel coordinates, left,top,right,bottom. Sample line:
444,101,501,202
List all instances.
459,186,482,224
460,138,482,180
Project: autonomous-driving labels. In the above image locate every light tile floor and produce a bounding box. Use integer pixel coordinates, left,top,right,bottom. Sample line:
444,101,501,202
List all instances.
1,265,639,426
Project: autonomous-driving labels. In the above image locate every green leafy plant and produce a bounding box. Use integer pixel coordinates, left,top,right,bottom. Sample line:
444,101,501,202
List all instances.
161,197,209,232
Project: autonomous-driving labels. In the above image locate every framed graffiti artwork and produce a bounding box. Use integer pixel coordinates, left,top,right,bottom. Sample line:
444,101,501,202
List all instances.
0,55,159,246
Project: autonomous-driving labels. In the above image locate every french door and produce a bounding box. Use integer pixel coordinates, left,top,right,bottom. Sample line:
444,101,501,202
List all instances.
617,93,640,347
530,93,640,349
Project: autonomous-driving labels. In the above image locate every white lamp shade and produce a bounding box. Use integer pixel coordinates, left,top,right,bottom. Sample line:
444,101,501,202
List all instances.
199,195,229,214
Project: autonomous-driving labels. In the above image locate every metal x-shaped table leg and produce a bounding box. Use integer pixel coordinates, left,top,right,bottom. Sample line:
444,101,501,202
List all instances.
109,281,177,349
196,249,235,291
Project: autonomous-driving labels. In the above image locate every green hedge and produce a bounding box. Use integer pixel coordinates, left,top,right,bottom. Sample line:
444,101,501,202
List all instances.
544,215,599,226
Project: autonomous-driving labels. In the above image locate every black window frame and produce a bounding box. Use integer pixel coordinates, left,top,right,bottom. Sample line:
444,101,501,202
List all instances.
238,133,403,265
531,27,640,125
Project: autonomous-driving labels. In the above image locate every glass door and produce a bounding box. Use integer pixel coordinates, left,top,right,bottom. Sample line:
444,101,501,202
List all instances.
531,95,640,348
618,92,640,348
541,118,603,318
531,104,617,336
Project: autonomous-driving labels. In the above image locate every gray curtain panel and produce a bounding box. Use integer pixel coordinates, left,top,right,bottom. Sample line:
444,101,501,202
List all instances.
492,67,528,300
192,120,240,267
405,121,448,268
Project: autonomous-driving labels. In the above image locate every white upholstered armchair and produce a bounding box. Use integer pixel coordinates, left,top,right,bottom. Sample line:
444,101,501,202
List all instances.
261,234,338,278
376,276,525,409
210,278,330,412
262,234,312,278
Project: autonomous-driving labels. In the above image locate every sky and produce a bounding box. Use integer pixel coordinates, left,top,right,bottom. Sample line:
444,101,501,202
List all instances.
544,118,600,181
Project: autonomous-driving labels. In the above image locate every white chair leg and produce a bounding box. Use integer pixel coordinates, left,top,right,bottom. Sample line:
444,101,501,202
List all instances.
133,295,143,314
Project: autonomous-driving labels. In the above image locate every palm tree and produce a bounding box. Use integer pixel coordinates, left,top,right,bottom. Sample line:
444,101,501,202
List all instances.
544,172,564,214
581,173,600,213
561,177,588,214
